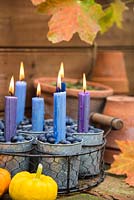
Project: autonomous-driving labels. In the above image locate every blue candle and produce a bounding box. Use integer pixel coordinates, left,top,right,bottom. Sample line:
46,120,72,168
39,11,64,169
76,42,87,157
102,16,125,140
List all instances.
32,83,45,131
60,62,66,92
5,76,17,141
54,72,66,143
61,82,66,92
78,74,90,133
15,62,27,124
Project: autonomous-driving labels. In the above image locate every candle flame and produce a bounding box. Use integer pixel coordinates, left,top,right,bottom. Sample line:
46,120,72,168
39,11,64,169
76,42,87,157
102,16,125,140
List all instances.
36,83,41,97
83,73,87,92
9,76,14,95
59,62,64,78
57,71,61,90
19,62,25,81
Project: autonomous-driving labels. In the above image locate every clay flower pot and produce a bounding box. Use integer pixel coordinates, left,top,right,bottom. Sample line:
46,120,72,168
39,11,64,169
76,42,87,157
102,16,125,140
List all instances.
103,95,134,163
90,51,129,94
33,77,113,119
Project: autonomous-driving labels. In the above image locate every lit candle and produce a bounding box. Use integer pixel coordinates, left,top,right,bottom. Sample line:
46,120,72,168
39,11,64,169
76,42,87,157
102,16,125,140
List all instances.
54,72,66,143
15,62,27,124
5,76,17,141
56,62,66,92
78,74,90,133
32,83,45,131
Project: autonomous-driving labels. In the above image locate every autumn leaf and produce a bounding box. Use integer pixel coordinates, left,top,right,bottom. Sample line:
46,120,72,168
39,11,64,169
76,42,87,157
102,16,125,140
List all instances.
108,140,134,186
37,0,104,44
31,0,128,43
31,0,46,6
99,0,128,33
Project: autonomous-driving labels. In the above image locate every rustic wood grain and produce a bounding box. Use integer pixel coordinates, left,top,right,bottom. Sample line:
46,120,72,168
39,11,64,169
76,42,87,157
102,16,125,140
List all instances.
0,0,133,113
0,0,133,47
0,49,93,111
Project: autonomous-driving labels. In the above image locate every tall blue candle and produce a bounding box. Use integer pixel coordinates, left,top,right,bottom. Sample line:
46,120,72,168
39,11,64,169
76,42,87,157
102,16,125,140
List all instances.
78,74,90,133
5,76,17,141
54,72,66,143
60,62,66,92
32,83,45,131
15,62,27,124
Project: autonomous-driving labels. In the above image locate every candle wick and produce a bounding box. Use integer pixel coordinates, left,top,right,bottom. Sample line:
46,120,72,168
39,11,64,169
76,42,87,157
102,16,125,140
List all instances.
84,89,86,93
9,92,13,96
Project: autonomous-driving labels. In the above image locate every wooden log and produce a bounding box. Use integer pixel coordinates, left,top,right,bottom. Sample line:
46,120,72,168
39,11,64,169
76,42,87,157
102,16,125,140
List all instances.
90,112,123,130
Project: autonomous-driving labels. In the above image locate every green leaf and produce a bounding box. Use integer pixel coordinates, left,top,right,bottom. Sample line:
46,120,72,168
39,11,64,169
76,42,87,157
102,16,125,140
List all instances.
111,0,128,28
99,0,128,33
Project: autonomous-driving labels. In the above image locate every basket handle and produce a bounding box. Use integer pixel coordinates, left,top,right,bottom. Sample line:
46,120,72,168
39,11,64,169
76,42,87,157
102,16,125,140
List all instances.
90,112,123,130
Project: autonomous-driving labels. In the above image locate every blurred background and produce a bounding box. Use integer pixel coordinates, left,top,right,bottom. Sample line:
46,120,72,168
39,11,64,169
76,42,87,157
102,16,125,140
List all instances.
0,0,133,115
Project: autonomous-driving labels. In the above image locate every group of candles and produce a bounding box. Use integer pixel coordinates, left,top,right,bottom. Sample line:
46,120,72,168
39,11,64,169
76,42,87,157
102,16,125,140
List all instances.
4,62,90,143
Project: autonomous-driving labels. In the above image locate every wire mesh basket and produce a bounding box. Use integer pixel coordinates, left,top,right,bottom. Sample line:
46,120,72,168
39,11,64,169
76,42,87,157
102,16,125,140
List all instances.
0,139,105,194
0,113,123,194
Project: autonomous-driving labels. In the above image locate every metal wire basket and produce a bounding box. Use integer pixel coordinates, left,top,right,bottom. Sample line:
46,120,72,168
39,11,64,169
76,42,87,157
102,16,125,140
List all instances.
0,113,123,194
0,140,105,194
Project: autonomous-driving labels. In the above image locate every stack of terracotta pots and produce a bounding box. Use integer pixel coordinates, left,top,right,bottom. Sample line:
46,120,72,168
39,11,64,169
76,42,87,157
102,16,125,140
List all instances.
91,51,133,164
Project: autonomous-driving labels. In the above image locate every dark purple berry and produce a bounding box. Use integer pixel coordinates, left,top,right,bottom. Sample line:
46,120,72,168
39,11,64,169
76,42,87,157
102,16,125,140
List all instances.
66,117,74,126
38,134,45,140
38,134,47,143
47,137,55,144
66,132,73,137
46,121,53,126
39,136,47,143
17,124,23,130
11,135,18,143
17,135,25,142
25,135,32,141
59,140,71,144
66,136,75,143
46,133,54,139
73,137,82,142
48,127,53,132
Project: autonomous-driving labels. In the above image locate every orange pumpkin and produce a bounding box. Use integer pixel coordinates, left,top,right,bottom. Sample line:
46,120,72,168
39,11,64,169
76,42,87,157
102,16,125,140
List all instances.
0,168,11,197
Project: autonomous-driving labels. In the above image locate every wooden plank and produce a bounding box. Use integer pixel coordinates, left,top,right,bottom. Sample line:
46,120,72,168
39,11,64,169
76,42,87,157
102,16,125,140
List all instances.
0,0,133,47
0,48,93,111
96,4,133,46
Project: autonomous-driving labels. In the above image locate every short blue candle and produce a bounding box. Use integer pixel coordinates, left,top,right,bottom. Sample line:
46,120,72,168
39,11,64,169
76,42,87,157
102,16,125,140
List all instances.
54,91,66,143
32,83,45,131
15,62,27,124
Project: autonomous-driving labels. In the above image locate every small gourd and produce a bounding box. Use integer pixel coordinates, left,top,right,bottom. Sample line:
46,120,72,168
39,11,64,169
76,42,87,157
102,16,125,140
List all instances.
0,168,11,197
9,163,58,200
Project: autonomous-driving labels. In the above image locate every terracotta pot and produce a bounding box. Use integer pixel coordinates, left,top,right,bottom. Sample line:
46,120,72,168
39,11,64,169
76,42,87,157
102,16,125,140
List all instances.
90,51,129,94
103,95,134,163
33,77,113,119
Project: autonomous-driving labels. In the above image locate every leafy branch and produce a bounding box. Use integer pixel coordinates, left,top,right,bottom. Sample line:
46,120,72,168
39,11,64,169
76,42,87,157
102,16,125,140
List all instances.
30,0,130,44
